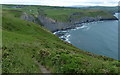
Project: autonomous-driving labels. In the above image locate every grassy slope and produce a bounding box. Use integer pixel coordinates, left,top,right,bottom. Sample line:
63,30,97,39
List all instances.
81,6,118,14
2,8,120,73
44,8,116,22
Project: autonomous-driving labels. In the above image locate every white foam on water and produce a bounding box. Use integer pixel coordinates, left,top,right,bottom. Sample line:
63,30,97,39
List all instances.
80,25,88,29
66,39,71,43
53,30,67,35
53,31,61,34
61,31,67,32
71,29,76,31
64,33,71,43
66,34,71,38
59,36,64,38
53,32,57,34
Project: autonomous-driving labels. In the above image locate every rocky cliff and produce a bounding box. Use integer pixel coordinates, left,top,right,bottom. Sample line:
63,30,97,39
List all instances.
20,12,118,32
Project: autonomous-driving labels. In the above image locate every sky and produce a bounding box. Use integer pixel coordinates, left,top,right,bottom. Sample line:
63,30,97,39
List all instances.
1,0,120,6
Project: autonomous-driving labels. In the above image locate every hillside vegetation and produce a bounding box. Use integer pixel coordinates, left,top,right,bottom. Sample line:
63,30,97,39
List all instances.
2,5,120,73
3,5,117,22
80,6,118,14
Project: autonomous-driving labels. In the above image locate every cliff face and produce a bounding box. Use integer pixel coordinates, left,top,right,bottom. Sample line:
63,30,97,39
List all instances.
20,12,38,24
69,12,118,24
37,15,71,31
20,12,118,32
20,13,72,32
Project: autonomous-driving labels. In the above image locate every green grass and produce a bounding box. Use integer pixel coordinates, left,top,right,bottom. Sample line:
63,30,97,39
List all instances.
44,8,115,22
2,8,120,73
81,6,118,14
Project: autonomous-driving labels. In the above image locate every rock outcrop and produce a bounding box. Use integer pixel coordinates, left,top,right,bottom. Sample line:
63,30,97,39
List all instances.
69,12,118,24
37,15,71,32
20,13,38,24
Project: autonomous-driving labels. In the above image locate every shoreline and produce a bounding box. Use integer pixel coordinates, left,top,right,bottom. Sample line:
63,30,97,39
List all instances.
53,19,118,43
52,12,119,33
52,18,118,33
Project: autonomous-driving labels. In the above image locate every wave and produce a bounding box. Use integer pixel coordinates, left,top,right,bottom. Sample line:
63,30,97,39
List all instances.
65,34,71,43
59,33,71,43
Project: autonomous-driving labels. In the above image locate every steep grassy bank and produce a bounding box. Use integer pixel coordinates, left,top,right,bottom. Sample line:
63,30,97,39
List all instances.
2,8,120,73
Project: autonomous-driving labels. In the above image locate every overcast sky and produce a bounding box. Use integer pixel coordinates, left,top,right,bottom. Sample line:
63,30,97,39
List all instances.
1,0,119,6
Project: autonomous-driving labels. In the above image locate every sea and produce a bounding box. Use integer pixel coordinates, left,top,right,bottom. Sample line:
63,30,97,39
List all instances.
54,13,119,59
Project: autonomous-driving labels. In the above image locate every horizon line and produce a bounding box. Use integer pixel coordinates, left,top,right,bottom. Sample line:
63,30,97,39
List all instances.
1,3,118,7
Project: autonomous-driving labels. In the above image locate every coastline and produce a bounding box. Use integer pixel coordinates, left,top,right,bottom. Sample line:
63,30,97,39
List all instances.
52,17,118,32
20,11,118,32
53,19,118,43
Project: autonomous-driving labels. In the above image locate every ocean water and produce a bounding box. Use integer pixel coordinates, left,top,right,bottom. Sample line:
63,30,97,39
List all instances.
58,13,119,59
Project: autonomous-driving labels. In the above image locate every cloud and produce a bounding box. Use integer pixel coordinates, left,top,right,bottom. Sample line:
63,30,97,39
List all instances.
1,0,119,6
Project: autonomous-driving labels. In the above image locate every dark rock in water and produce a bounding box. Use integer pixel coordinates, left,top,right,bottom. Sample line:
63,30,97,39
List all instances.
55,33,64,37
61,38,66,40
55,32,67,37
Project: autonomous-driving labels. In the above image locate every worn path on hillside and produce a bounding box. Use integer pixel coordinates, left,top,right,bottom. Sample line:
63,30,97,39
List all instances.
33,58,51,75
